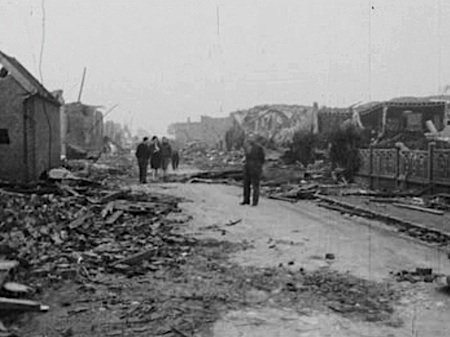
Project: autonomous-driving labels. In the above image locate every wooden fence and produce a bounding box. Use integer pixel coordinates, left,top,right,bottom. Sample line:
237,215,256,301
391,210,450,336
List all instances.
357,144,450,189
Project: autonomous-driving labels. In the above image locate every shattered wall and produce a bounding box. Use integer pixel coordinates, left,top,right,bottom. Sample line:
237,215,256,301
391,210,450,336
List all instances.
359,102,447,140
64,102,104,152
230,105,316,144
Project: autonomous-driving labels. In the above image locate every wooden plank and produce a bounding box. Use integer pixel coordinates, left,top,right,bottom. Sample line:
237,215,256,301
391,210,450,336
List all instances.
393,203,444,216
268,195,298,203
100,191,126,204
105,211,123,225
101,201,115,218
3,282,31,293
0,297,47,312
55,182,81,197
68,213,92,229
112,248,157,266
369,198,401,203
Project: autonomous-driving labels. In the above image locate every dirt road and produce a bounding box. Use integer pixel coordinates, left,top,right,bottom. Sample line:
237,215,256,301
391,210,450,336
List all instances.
150,181,450,337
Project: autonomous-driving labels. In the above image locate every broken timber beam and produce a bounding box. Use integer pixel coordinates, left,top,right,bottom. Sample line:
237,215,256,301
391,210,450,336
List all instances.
268,195,298,203
105,210,123,225
0,297,48,312
393,203,444,216
112,248,157,266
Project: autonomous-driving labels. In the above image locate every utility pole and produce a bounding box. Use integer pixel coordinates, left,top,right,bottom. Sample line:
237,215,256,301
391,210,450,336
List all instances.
216,5,220,37
77,67,87,102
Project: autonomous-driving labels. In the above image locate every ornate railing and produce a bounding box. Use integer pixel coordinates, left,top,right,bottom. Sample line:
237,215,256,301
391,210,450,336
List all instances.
358,144,450,187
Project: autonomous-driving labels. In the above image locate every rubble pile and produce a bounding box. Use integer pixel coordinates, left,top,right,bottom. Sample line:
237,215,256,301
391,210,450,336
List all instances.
0,186,190,283
0,169,196,335
181,147,244,171
63,156,136,185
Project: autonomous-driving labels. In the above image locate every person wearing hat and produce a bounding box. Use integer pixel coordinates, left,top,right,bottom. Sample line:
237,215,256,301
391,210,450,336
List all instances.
135,137,151,183
240,133,265,206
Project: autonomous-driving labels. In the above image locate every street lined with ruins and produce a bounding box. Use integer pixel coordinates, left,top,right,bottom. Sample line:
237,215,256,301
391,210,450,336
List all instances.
2,2,450,336
1,160,446,337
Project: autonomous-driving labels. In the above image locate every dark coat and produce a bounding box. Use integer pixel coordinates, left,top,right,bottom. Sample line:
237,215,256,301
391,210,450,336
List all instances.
244,143,265,173
149,142,162,169
161,143,172,158
135,142,150,161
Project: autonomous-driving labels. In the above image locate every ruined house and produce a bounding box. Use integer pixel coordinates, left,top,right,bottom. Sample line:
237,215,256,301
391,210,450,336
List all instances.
0,50,61,182
229,104,317,144
358,101,448,141
64,102,104,158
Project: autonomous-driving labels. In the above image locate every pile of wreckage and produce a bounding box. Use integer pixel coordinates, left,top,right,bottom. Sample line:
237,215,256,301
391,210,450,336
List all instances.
0,161,194,336
180,143,244,171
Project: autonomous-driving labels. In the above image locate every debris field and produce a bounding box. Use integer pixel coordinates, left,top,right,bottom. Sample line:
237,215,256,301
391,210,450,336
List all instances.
0,157,409,336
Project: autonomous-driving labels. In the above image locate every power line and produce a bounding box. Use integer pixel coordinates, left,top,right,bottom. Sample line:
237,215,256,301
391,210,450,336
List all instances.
39,0,46,84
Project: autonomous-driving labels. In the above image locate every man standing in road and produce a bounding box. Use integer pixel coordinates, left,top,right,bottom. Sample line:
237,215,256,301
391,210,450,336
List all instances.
240,134,265,206
135,137,150,184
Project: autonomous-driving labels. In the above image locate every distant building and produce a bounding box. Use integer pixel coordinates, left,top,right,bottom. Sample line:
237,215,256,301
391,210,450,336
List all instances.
0,50,61,182
167,115,232,148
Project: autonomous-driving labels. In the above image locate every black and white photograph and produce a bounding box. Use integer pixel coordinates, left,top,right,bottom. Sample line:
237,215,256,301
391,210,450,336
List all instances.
1,0,450,336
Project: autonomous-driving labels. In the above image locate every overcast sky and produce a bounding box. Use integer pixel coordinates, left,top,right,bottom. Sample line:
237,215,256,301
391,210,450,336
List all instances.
1,0,450,135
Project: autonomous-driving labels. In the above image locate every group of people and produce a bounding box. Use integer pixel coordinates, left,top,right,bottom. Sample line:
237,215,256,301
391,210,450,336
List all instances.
135,136,179,184
136,133,265,207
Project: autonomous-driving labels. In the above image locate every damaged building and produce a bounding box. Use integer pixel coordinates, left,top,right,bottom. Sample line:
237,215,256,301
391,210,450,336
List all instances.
357,100,449,145
227,104,318,148
63,102,104,158
0,50,61,183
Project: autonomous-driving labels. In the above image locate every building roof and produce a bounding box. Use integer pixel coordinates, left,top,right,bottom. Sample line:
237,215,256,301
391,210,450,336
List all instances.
0,50,60,105
359,100,446,116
